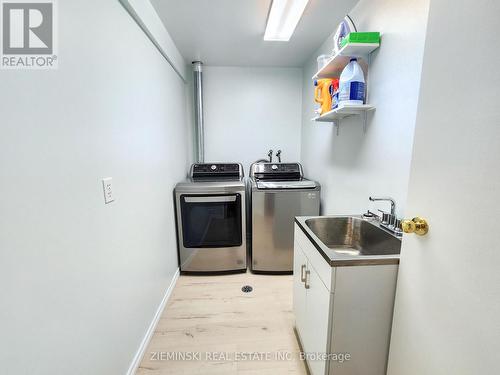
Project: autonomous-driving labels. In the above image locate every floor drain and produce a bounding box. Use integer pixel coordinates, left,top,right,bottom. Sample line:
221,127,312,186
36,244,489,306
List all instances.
241,285,253,293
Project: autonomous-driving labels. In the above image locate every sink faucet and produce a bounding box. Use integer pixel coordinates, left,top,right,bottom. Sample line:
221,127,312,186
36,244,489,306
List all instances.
268,149,273,163
276,150,282,163
369,196,396,216
367,196,402,237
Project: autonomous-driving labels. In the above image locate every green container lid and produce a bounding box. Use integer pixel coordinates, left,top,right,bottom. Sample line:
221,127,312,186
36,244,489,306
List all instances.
340,32,380,48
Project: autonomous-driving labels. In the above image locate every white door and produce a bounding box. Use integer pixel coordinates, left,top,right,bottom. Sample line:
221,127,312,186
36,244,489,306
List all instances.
387,1,500,374
303,264,331,375
293,244,308,340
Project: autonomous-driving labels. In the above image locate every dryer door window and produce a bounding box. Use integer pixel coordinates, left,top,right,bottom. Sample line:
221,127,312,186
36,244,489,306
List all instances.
180,194,242,248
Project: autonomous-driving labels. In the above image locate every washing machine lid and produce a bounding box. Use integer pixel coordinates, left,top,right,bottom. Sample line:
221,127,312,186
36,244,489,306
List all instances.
256,180,318,190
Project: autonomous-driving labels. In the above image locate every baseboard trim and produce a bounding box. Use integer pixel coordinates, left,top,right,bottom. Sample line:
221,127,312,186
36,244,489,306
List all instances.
126,268,180,375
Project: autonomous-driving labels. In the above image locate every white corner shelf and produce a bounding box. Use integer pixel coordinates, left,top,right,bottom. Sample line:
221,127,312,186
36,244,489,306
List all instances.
312,42,380,80
312,104,375,122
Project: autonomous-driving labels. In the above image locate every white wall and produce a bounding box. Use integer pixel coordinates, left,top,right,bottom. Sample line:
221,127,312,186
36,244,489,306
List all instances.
300,0,430,216
202,66,303,172
0,1,189,374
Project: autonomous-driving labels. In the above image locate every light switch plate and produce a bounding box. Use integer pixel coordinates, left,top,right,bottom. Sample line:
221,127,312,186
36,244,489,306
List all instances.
102,177,114,204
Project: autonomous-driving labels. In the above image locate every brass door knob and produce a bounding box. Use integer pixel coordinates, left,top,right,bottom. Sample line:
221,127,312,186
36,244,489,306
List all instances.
401,217,429,236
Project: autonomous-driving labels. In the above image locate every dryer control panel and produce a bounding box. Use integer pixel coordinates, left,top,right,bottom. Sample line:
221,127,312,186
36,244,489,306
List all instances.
191,163,243,179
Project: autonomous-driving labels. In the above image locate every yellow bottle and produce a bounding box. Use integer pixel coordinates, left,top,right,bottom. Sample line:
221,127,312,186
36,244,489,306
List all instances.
314,79,333,115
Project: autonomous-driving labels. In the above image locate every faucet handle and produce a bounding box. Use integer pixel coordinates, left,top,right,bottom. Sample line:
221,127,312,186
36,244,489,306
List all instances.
377,210,390,225
276,150,282,163
267,149,273,163
394,218,402,231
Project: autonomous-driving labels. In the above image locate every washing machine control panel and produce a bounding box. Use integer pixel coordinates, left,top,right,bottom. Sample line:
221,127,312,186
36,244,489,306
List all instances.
251,163,303,180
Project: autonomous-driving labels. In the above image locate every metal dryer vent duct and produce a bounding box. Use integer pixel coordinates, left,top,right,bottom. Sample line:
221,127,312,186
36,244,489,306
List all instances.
192,61,204,163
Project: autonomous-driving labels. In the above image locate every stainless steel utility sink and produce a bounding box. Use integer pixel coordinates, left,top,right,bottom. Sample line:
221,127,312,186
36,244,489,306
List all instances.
296,216,402,266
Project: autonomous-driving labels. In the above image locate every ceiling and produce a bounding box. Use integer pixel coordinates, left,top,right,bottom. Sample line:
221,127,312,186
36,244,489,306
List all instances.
150,0,358,67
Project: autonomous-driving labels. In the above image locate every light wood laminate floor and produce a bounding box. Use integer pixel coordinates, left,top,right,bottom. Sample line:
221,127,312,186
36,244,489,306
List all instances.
137,272,308,374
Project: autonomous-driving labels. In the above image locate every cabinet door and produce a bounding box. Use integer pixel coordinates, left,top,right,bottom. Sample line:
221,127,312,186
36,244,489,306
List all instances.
293,244,308,342
304,264,331,375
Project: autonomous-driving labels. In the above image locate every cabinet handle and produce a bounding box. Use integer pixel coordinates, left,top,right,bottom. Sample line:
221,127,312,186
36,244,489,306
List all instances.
304,270,310,289
300,264,306,282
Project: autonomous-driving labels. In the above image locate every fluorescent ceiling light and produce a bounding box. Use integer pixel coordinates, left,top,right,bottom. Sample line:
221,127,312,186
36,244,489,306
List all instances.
264,0,309,41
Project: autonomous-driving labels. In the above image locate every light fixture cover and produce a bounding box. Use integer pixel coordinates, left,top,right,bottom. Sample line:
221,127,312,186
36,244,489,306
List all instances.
264,0,309,41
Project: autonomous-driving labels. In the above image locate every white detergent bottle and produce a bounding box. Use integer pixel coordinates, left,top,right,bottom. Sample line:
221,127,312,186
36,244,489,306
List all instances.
339,58,365,106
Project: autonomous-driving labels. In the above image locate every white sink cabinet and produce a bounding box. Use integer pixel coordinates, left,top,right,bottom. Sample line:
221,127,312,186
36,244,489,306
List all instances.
293,224,398,375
